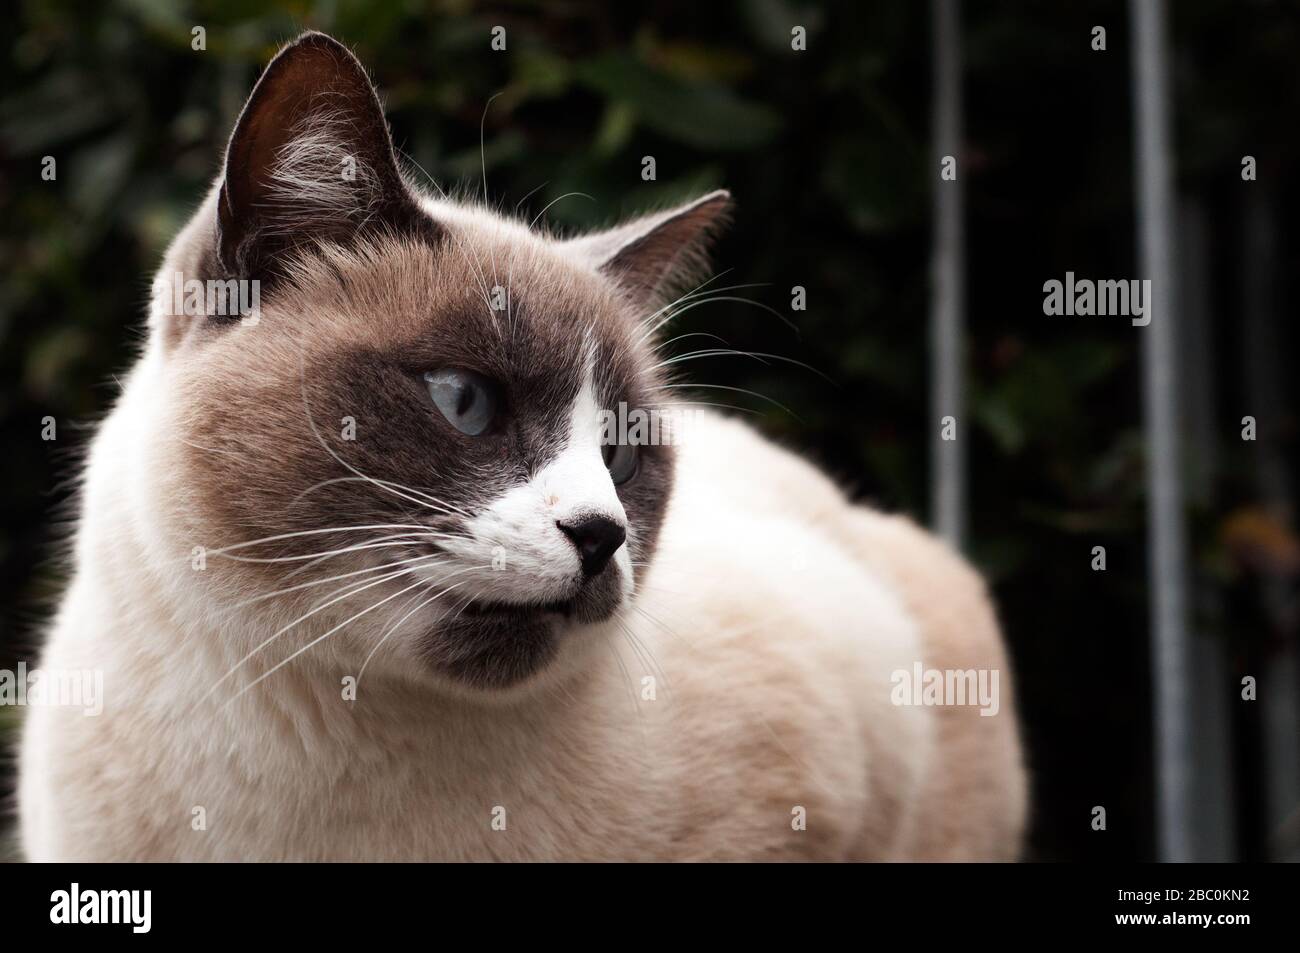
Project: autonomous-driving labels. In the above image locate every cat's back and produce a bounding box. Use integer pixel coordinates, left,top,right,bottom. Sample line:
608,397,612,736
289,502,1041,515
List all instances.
653,409,1027,859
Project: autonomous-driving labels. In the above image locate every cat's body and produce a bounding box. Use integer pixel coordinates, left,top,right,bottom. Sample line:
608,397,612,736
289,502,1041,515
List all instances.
21,366,1023,861
19,34,1025,861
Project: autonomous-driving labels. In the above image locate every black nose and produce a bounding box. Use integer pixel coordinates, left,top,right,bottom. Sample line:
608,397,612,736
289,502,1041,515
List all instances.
557,515,626,577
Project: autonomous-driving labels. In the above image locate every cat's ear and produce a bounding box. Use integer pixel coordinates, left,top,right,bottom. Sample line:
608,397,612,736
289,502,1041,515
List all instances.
216,32,427,278
565,191,732,307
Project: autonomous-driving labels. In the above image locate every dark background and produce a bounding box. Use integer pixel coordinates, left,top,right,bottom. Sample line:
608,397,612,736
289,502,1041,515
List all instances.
1,0,1297,861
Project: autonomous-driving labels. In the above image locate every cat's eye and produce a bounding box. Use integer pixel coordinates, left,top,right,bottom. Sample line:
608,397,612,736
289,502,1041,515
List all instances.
424,368,498,436
602,440,639,485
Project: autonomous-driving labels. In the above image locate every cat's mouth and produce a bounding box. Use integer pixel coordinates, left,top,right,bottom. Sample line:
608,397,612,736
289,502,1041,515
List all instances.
424,577,625,688
461,596,576,619
456,577,622,627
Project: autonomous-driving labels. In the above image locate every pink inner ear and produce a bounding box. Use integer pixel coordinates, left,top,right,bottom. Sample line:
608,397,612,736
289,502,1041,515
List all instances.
217,32,409,276
224,33,399,213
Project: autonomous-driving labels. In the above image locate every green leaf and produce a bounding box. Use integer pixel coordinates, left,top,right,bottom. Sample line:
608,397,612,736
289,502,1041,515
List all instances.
574,53,780,151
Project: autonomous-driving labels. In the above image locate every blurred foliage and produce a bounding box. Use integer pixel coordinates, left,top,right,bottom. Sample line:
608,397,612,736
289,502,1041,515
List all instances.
1,0,1297,861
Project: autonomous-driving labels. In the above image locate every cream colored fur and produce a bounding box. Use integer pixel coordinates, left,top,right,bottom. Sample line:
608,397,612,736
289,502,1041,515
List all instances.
20,200,1026,861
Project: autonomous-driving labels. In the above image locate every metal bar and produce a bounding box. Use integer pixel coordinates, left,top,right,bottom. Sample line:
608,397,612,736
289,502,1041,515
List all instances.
930,0,966,549
1129,0,1194,862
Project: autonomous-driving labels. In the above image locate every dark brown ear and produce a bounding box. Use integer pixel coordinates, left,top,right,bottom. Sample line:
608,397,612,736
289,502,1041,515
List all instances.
217,32,430,279
565,190,732,308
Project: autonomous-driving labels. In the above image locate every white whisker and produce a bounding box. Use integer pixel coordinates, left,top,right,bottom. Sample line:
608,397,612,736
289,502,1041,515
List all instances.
231,551,454,609
357,577,479,684
200,556,443,702
223,572,460,705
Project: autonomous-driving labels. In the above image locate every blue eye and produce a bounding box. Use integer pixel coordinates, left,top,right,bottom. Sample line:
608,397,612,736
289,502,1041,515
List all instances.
424,368,498,436
602,440,639,485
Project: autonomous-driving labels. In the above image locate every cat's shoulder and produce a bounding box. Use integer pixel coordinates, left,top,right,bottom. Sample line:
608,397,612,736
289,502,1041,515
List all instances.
667,409,848,521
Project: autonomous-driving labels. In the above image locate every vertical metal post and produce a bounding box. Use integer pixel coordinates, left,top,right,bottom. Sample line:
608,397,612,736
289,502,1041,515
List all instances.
930,0,966,549
1129,0,1194,862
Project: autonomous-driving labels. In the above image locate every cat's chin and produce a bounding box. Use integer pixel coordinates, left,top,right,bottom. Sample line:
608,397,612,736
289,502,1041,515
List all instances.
418,578,624,690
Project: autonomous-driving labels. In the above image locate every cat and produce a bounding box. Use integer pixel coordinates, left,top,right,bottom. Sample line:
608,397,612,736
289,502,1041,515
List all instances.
19,32,1026,861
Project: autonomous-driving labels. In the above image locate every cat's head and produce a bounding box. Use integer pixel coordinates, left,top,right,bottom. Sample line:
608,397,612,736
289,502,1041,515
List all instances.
150,33,729,693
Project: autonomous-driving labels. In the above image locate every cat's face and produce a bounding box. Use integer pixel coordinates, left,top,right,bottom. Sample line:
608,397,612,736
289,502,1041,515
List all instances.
154,33,728,693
